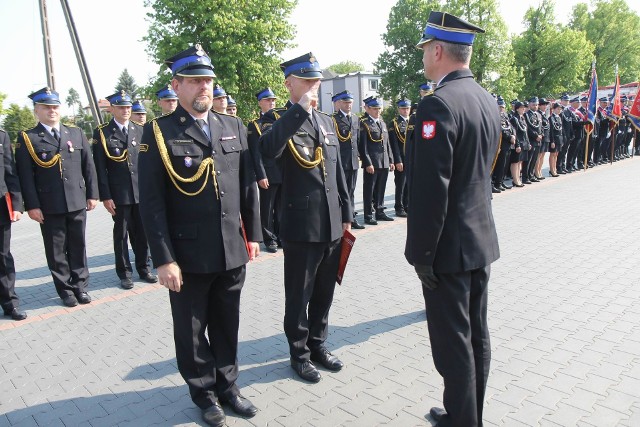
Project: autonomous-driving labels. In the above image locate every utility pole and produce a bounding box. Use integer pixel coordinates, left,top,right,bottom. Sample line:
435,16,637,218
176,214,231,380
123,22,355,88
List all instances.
59,0,103,125
39,0,56,89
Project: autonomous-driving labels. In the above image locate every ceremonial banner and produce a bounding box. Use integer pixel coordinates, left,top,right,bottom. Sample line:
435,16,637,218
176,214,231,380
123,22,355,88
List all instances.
628,86,640,131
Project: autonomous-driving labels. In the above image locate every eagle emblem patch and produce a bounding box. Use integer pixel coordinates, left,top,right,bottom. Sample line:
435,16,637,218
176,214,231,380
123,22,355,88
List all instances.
422,121,436,140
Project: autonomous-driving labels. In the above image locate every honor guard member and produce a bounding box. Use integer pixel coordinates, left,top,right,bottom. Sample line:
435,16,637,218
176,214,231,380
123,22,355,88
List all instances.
139,45,262,426
131,100,147,124
92,91,156,289
0,128,26,320
138,45,262,426
558,95,574,173
225,95,237,116
331,90,363,229
15,88,99,307
359,96,395,224
247,87,283,253
524,96,542,183
388,98,410,216
156,85,178,115
419,82,433,98
406,12,500,427
567,97,588,170
535,98,550,179
577,96,589,168
548,102,565,177
259,52,352,384
492,96,515,192
597,97,612,163
211,83,228,114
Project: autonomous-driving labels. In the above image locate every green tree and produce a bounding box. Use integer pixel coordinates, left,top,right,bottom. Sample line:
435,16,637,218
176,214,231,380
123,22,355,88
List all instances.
66,87,82,118
326,61,365,75
374,0,440,104
446,0,517,93
569,0,640,84
0,92,7,116
513,0,593,98
115,69,140,98
143,0,297,121
1,104,36,144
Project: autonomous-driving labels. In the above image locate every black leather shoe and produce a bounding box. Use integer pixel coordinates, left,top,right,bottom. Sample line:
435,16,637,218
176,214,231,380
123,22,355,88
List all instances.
514,183,524,188
224,395,258,417
202,402,225,427
430,407,447,423
523,179,532,184
530,176,539,182
364,217,377,225
395,209,407,217
76,292,91,304
500,183,511,190
375,212,394,221
4,308,27,321
558,169,566,174
351,220,365,229
291,360,321,383
310,348,344,372
537,175,545,180
120,278,134,289
139,272,158,283
491,185,501,194
61,295,78,307
265,243,278,253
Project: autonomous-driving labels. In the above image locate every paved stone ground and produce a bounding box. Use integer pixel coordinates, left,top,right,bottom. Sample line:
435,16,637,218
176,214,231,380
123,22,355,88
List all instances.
1,156,639,426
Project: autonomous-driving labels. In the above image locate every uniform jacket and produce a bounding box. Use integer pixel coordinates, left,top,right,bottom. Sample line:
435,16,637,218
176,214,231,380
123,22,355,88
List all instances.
15,123,98,215
332,110,360,170
0,129,23,226
247,114,283,183
541,112,550,144
92,119,144,205
510,113,529,150
549,113,565,148
500,111,514,149
359,115,394,168
388,115,409,164
525,109,542,144
405,68,500,273
138,104,261,273
260,102,352,243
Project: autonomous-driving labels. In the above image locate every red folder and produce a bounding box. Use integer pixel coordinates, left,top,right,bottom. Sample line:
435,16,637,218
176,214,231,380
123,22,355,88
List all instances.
337,229,356,285
5,193,13,221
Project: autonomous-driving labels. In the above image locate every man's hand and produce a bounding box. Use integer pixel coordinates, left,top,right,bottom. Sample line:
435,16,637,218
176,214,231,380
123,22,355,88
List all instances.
27,208,44,224
258,178,269,190
389,163,395,172
365,165,374,174
415,264,439,290
87,199,98,211
158,262,183,292
510,135,516,144
103,199,116,216
298,89,318,112
248,242,260,261
395,163,404,172
11,211,21,222
342,222,351,232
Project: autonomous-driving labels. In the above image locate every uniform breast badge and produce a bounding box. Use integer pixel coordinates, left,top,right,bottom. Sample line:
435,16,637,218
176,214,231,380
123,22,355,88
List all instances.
67,141,74,152
41,152,47,160
303,147,310,156
184,156,193,168
115,147,121,155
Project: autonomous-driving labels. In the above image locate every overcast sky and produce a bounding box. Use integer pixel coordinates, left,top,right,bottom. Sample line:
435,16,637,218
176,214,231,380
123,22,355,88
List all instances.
0,0,638,113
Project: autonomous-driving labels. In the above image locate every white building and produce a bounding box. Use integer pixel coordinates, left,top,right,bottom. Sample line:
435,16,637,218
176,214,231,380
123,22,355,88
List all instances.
319,70,387,114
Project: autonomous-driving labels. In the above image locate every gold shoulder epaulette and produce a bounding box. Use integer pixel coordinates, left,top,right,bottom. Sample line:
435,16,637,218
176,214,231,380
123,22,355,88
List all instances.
97,122,109,129
423,90,434,97
213,110,233,117
157,110,174,119
317,110,331,117
131,120,144,127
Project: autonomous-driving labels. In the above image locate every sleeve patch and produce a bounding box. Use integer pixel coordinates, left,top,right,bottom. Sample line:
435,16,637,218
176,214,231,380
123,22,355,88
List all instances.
422,121,436,140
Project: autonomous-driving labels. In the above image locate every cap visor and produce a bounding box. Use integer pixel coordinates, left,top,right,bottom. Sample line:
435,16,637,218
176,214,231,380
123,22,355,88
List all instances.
175,68,216,77
416,36,434,48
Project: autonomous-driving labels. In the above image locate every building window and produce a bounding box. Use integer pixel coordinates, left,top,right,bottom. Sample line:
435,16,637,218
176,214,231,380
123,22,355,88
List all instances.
369,79,379,91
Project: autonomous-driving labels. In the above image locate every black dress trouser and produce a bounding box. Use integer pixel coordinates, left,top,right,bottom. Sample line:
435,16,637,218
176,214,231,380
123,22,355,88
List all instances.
40,209,89,298
363,168,389,217
423,265,491,427
343,169,358,218
259,184,280,246
0,223,18,312
169,266,245,409
281,238,341,363
113,203,149,279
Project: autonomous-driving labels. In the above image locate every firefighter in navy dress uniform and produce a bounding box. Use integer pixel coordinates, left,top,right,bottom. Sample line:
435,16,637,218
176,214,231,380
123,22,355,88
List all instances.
15,88,99,307
247,87,283,252
406,13,500,426
359,96,395,224
388,98,411,216
331,90,363,228
92,91,156,289
0,128,26,320
259,52,352,384
138,45,262,426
